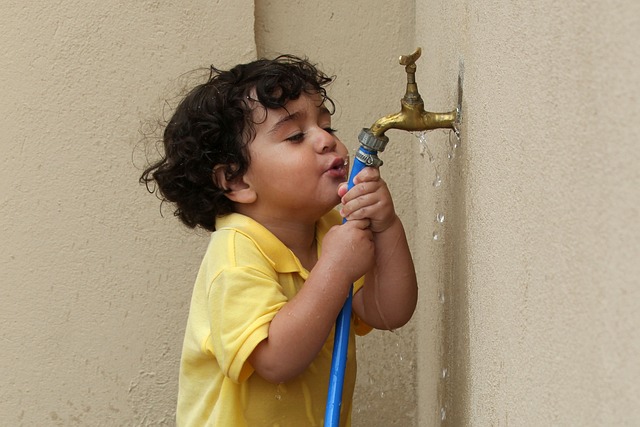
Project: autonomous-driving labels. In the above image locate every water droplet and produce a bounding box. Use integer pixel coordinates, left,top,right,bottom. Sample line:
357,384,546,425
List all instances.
453,120,460,136
436,213,445,223
380,391,385,398
414,131,433,161
275,383,285,400
438,290,445,304
440,407,447,421
442,367,448,379
446,127,461,160
432,232,439,241
432,174,442,188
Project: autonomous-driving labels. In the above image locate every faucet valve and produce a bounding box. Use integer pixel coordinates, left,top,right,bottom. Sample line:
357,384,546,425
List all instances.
365,47,459,138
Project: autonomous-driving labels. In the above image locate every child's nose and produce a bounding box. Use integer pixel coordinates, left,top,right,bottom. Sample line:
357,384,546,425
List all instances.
315,128,337,153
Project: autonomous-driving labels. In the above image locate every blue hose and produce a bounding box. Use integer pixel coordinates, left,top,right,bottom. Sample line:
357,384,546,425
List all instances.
324,146,376,426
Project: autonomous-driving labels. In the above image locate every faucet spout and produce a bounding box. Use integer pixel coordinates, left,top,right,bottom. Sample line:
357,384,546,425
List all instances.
366,47,458,139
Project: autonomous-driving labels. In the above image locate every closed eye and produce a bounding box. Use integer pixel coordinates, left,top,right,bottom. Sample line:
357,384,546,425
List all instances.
285,127,336,143
285,132,305,143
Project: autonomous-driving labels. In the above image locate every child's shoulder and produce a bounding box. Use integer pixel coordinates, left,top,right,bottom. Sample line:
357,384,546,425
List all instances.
208,213,287,270
209,213,269,256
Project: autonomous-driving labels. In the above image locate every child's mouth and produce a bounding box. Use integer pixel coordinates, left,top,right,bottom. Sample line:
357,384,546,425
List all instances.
326,157,349,179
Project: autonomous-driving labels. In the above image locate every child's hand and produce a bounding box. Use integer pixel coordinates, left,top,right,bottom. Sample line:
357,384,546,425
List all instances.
321,219,375,285
338,167,397,233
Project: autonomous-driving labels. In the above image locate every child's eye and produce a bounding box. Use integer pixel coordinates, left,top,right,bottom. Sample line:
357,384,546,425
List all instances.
285,133,305,143
324,127,337,135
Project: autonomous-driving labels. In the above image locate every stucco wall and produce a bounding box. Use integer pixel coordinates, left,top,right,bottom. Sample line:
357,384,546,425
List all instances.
416,1,640,425
1,1,255,424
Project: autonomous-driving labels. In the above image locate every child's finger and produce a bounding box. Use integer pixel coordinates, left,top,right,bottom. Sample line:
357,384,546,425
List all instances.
344,218,371,230
340,190,381,218
353,167,381,184
337,182,349,198
341,180,382,205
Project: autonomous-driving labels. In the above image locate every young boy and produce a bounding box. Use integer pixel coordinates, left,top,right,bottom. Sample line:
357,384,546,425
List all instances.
141,55,418,426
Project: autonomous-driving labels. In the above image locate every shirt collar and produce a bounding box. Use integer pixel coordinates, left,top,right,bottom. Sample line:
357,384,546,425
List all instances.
214,211,341,277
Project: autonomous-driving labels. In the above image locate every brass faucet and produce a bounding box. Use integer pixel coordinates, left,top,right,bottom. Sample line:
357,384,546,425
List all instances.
358,48,460,157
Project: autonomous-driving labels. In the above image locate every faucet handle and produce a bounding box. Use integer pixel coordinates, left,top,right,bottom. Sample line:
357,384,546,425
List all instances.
399,47,422,67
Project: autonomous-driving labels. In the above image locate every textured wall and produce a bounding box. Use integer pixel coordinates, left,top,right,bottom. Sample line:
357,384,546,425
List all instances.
0,1,255,424
5,1,635,426
416,1,640,425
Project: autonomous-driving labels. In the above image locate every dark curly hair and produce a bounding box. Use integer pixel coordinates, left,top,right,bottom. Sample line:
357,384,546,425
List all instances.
140,55,335,232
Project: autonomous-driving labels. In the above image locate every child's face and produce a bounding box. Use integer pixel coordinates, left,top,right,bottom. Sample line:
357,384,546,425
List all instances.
241,92,349,222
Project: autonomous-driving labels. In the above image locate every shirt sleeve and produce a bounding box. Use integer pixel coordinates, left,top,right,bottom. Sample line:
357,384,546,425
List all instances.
207,241,288,383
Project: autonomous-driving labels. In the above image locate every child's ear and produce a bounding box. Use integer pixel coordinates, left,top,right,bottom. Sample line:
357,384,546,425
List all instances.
213,165,257,204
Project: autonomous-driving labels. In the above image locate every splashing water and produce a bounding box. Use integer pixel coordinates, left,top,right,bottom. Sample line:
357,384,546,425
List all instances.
414,131,433,161
414,124,461,183
412,131,442,188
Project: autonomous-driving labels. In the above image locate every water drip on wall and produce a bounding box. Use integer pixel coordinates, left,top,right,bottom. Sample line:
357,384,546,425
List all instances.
413,124,461,426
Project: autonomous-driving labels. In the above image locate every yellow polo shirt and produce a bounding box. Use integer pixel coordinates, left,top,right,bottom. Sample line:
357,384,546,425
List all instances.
176,209,370,427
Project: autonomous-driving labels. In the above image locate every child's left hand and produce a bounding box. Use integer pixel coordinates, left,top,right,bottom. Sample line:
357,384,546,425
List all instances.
338,167,398,233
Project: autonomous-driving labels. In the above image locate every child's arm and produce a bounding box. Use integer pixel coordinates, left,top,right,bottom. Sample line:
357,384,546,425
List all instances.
248,218,376,384
339,167,418,330
248,168,415,383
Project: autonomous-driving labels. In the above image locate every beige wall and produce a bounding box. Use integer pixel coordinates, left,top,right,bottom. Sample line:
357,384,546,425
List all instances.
415,1,640,426
1,1,255,424
2,0,639,426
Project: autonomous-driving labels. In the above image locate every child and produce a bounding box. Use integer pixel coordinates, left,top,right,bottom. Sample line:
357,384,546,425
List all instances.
141,55,418,426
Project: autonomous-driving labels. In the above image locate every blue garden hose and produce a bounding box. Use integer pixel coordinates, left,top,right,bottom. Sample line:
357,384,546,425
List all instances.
325,130,388,426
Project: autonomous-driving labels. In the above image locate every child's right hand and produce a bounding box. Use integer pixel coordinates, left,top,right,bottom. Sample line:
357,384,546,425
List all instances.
321,219,375,285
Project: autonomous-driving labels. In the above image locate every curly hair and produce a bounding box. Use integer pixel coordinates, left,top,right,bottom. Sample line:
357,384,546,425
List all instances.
140,55,335,232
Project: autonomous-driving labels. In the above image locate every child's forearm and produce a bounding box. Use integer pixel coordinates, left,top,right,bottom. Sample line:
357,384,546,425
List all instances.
247,258,353,384
354,216,418,330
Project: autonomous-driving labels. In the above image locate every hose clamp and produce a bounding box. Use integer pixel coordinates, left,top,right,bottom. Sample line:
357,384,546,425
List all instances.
355,149,384,168
358,128,389,152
